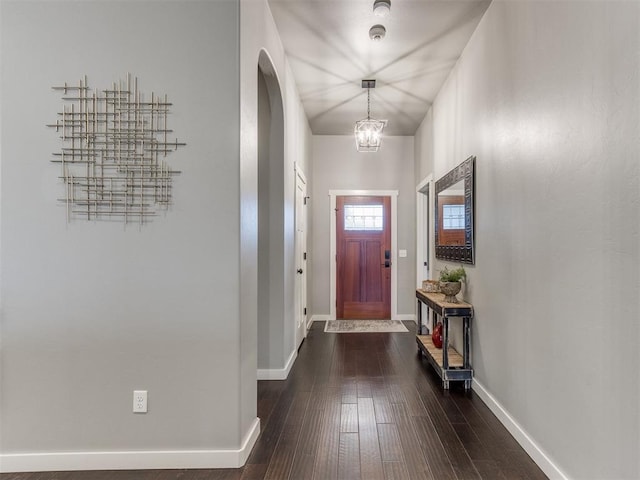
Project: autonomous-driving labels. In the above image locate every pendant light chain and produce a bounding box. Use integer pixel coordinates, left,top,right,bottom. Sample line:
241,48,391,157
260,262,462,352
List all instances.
367,87,371,120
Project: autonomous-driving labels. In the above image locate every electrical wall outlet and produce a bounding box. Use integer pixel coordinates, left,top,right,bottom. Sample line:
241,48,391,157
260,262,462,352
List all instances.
133,390,148,413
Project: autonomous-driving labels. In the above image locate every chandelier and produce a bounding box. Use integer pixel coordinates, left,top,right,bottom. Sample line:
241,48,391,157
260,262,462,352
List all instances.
354,80,386,152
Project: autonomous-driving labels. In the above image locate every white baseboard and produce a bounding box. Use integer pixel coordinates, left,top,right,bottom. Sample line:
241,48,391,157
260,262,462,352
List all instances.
394,314,416,322
472,379,568,480
306,316,314,330
257,348,297,380
310,314,331,322
0,417,260,473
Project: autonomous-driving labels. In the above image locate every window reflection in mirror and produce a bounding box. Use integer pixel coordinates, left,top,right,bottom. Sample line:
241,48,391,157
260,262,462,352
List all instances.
434,156,475,264
437,179,465,246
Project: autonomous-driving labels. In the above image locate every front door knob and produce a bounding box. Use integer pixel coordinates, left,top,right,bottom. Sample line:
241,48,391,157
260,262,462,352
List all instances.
297,268,303,274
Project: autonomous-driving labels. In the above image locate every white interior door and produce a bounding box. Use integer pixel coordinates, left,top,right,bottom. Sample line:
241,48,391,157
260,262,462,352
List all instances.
294,167,308,348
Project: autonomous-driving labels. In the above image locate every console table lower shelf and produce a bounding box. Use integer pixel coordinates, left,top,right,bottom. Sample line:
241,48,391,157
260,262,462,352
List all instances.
416,289,474,390
416,335,472,389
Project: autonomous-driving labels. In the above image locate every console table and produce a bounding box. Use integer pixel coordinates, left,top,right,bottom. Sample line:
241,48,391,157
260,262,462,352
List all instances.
416,289,473,390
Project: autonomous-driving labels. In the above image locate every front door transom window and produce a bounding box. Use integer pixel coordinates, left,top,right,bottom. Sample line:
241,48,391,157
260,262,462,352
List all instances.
344,204,384,231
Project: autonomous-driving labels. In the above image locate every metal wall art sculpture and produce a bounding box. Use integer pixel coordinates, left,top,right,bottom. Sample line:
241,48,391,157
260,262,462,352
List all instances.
48,75,185,224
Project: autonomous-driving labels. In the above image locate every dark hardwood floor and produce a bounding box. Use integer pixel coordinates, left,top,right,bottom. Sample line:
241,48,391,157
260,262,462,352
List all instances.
1,322,547,480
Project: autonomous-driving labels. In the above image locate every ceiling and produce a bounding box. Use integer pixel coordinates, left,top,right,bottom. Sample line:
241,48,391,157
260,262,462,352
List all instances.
267,0,491,136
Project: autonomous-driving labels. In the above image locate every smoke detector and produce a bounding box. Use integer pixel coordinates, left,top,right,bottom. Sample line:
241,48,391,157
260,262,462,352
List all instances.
369,24,386,41
373,0,391,17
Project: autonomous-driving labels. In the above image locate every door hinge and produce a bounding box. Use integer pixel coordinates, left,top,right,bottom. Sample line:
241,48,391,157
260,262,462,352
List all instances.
304,307,307,315
303,252,307,260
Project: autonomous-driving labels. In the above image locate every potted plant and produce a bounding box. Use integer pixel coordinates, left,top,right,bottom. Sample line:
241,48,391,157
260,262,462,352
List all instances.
439,266,466,303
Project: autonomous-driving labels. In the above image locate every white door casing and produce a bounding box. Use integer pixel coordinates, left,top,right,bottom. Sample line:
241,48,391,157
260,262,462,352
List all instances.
416,174,434,333
416,174,434,286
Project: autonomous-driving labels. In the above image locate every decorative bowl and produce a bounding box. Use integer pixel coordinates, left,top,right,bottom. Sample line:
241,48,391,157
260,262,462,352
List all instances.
439,281,461,303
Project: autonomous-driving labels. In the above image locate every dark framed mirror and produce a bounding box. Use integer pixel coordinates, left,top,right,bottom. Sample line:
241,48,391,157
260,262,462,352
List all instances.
435,156,475,264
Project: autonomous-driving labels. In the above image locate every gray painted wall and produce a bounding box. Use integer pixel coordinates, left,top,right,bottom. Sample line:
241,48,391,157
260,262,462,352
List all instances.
257,70,272,367
415,2,640,478
1,0,246,453
414,108,434,185
310,136,415,318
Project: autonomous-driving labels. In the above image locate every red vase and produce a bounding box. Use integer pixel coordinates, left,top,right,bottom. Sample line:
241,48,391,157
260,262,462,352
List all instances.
432,322,443,349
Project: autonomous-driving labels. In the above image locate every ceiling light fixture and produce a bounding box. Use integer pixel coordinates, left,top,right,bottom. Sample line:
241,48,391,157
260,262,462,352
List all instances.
369,24,386,41
373,0,391,17
354,80,386,152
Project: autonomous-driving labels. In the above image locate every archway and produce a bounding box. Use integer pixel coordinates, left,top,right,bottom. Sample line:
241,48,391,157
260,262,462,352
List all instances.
257,51,285,374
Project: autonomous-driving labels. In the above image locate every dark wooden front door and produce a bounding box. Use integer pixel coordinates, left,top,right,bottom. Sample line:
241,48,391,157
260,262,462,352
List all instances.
336,196,391,319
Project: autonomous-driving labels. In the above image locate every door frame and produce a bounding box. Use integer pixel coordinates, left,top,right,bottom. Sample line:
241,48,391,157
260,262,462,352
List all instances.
416,174,435,287
416,175,434,333
329,189,399,320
